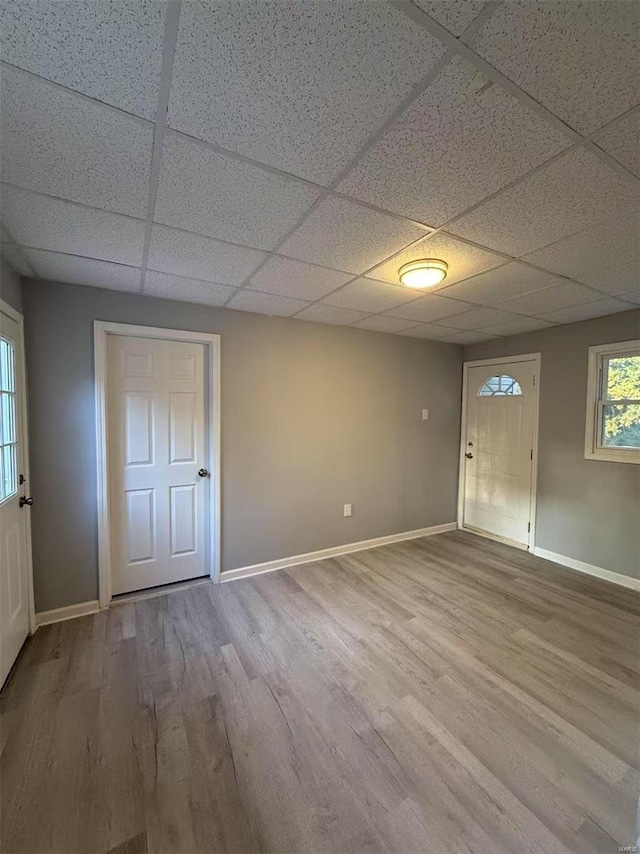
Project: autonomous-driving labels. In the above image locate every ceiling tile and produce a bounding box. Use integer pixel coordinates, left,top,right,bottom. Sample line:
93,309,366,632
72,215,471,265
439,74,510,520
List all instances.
144,271,236,306
0,0,165,119
449,147,639,256
412,0,487,36
1,68,153,217
249,256,352,301
323,278,421,313
295,304,370,326
147,225,266,285
227,290,310,317
167,0,446,184
434,307,518,330
1,185,145,266
155,133,321,250
466,1,640,135
368,231,504,287
438,330,498,345
278,196,427,274
25,249,140,291
1,242,32,277
522,216,639,297
618,291,640,306
352,315,421,333
438,262,567,305
502,282,601,316
337,56,570,226
397,323,459,338
480,316,556,337
592,111,640,177
539,298,635,325
386,292,471,322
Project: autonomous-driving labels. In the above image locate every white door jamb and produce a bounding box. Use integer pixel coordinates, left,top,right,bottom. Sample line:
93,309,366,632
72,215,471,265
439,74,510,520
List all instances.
94,321,221,609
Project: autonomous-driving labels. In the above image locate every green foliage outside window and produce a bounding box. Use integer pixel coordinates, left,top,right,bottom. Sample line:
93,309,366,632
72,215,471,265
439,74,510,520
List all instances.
603,355,640,448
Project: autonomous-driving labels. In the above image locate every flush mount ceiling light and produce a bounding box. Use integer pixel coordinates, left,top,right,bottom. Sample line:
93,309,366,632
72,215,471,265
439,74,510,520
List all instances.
398,259,448,289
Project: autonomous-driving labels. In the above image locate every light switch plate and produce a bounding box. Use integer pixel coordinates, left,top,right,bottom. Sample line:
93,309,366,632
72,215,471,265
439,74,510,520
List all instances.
422,409,429,420
344,504,352,517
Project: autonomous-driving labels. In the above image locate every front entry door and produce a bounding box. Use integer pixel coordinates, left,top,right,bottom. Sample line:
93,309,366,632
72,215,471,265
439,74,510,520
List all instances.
108,335,209,595
0,304,31,687
462,360,537,547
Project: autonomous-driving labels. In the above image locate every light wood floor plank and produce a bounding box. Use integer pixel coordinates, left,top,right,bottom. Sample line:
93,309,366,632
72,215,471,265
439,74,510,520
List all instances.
1,531,637,853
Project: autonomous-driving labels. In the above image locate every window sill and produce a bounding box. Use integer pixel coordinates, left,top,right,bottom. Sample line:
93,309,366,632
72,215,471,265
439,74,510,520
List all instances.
585,448,640,464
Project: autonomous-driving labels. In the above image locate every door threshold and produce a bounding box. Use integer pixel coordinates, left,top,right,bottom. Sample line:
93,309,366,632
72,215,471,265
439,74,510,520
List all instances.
460,525,529,551
110,576,212,607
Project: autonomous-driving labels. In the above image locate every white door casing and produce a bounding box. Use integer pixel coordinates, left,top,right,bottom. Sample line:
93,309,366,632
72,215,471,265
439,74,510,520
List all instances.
104,329,218,597
0,301,34,687
460,355,540,549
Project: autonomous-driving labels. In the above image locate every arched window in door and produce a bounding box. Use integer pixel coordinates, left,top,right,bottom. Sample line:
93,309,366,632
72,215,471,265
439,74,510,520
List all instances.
478,374,522,396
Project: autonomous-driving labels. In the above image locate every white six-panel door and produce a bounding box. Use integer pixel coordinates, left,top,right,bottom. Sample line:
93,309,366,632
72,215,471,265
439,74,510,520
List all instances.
107,335,208,595
462,360,537,547
0,305,31,686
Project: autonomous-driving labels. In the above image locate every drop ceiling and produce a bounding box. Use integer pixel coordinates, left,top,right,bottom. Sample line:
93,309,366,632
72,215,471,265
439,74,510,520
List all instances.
1,0,638,344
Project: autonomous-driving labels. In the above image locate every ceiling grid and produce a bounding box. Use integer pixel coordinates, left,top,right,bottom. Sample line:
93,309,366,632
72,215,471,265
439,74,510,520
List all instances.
139,0,182,293
1,0,637,342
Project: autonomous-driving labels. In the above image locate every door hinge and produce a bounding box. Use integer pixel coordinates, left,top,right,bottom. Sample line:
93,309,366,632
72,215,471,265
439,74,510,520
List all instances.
533,374,536,386
530,448,533,460
527,522,531,532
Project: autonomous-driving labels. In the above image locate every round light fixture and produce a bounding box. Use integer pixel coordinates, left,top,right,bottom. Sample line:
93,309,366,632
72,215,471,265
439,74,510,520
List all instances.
398,259,448,289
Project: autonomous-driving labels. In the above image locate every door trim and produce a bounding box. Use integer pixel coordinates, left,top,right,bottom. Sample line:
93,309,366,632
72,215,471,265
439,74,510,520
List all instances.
94,321,221,608
0,299,36,635
457,352,541,551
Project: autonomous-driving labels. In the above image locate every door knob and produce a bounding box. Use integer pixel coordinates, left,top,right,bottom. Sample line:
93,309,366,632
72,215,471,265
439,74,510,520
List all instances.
19,496,34,507
197,468,209,478
465,452,473,459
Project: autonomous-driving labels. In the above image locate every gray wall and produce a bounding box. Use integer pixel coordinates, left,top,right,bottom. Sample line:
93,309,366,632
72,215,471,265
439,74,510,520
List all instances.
465,309,640,580
0,257,23,313
23,279,463,612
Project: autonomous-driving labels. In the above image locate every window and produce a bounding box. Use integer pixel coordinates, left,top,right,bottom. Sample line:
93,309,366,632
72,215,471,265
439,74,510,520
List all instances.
478,374,522,396
585,339,640,464
0,336,18,502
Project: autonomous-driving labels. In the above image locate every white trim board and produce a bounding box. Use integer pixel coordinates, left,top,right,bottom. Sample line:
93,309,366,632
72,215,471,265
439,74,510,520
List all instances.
93,321,222,608
36,524,458,622
533,547,640,591
221,522,457,583
458,352,541,552
33,535,636,625
36,600,101,627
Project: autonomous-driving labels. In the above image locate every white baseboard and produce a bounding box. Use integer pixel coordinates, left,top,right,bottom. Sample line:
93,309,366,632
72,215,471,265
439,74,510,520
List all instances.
221,522,457,583
533,547,640,591
35,599,101,627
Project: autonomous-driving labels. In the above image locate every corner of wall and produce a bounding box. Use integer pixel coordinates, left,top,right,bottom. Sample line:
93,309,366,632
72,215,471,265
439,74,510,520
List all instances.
0,256,25,315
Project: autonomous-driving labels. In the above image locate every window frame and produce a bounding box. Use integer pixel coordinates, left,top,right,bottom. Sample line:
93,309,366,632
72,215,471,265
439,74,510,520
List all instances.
585,339,640,464
477,374,523,397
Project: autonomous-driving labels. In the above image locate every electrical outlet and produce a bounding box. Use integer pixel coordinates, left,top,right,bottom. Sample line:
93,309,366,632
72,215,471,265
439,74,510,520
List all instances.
344,503,352,517
422,408,429,420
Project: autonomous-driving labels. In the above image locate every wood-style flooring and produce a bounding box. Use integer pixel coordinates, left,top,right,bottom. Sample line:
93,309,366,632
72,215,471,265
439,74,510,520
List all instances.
1,531,638,854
